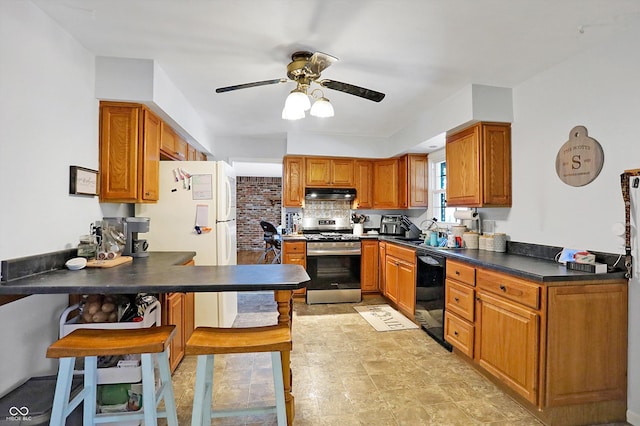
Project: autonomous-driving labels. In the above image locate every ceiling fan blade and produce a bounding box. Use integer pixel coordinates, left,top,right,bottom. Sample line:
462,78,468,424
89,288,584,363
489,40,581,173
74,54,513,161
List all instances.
319,79,385,102
215,78,287,93
304,51,338,76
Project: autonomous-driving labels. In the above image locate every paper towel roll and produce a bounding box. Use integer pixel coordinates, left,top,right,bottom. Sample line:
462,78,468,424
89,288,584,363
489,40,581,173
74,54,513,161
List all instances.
454,210,478,220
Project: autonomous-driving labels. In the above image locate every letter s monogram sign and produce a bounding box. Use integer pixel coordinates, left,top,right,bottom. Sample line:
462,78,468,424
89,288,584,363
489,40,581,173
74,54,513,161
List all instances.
555,126,604,187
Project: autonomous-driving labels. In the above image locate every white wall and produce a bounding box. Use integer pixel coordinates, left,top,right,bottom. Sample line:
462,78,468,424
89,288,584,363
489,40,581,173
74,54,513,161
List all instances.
484,25,640,423
0,1,104,395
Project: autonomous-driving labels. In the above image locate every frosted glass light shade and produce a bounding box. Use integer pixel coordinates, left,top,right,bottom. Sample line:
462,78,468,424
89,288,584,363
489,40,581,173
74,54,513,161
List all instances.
310,97,334,118
282,105,305,120
285,90,311,111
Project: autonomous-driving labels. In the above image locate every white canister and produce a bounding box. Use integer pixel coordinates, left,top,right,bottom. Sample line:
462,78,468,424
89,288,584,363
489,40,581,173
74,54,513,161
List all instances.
493,233,507,252
353,223,364,236
478,235,488,250
463,232,479,249
484,235,495,252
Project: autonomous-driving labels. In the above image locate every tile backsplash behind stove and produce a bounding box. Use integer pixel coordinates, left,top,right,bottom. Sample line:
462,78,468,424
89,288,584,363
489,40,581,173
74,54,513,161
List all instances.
303,200,351,221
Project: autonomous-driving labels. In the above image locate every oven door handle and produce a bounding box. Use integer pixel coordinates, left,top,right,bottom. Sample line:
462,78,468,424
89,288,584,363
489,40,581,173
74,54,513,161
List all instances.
307,249,362,256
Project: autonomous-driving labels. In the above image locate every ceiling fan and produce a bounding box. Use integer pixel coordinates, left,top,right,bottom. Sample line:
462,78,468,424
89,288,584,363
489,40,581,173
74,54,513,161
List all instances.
215,51,385,119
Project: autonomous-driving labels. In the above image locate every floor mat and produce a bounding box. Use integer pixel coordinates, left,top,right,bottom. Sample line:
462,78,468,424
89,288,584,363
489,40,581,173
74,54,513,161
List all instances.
354,304,419,331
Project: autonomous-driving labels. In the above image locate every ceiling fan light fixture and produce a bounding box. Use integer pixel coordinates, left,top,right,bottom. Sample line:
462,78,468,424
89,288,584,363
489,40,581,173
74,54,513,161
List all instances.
284,88,311,112
310,96,334,118
282,105,305,120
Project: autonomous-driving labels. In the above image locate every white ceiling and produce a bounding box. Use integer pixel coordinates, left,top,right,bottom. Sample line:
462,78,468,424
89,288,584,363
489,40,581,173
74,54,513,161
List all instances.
34,0,640,154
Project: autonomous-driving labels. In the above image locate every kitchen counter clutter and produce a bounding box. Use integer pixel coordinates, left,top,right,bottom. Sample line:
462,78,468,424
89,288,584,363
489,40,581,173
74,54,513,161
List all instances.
379,236,627,282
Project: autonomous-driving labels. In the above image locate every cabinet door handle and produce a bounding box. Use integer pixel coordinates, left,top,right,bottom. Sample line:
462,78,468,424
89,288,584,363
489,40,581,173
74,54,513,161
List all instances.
454,297,460,302
499,284,507,292
455,270,460,276
453,330,459,336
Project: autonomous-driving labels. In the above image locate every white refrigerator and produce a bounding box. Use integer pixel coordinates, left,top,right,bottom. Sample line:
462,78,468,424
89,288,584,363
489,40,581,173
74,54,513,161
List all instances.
136,160,238,327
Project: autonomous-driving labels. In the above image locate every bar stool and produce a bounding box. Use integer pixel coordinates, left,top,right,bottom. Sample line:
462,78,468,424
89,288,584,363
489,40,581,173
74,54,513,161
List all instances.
186,325,292,426
46,325,178,426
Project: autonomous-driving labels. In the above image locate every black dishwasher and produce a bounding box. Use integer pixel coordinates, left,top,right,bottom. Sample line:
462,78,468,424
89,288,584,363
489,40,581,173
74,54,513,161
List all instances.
415,251,452,351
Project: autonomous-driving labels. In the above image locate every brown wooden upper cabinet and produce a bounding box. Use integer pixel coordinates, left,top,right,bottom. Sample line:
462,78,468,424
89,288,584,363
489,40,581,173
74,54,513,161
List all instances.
99,102,160,203
100,102,208,203
160,123,188,161
305,157,355,187
373,154,428,209
446,122,511,207
373,158,399,209
354,160,374,209
283,156,305,208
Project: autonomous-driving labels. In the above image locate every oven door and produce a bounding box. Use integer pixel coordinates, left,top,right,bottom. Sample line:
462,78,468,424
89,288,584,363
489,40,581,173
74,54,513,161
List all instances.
305,247,362,304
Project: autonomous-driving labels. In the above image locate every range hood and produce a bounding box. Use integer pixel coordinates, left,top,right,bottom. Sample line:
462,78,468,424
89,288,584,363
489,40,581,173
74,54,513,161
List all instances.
305,187,357,200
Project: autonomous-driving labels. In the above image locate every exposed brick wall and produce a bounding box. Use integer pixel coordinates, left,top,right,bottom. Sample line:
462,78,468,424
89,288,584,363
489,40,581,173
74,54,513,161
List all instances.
237,176,282,251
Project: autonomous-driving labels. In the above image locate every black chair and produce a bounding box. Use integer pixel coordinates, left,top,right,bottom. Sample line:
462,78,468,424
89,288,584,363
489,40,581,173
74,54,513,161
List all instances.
257,221,281,264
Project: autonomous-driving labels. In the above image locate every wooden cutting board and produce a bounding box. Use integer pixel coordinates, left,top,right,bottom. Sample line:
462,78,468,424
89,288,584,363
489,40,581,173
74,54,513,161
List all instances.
86,256,133,268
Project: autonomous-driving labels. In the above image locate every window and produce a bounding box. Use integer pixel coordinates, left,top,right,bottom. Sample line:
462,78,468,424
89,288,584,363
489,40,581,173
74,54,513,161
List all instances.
429,149,465,224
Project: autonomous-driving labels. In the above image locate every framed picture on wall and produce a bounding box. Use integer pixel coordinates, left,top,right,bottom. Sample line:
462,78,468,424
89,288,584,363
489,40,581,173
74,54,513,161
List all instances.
69,166,99,196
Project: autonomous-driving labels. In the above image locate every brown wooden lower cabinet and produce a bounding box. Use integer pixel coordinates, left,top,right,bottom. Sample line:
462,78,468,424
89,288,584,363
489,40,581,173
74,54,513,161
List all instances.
161,291,195,373
360,239,378,292
382,243,416,318
445,259,628,425
282,240,306,296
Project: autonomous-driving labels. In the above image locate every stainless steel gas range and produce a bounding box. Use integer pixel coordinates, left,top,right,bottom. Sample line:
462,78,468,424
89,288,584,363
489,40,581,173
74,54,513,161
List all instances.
302,218,362,304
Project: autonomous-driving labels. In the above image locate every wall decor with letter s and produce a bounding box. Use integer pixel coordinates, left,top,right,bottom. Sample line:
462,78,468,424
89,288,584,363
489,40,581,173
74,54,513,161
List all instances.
555,125,604,187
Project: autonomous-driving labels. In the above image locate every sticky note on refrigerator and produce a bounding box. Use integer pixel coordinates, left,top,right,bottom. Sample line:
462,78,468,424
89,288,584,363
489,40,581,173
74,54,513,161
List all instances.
195,204,209,227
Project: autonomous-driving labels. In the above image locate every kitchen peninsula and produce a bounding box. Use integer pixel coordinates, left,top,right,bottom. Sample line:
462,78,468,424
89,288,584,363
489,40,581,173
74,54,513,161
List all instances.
0,252,309,425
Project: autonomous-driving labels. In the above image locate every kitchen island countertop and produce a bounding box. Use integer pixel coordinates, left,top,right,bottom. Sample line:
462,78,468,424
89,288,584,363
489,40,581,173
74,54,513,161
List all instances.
0,251,310,295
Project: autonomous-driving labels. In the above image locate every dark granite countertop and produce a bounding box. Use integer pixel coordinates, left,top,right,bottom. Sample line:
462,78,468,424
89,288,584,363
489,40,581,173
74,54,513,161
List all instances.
379,236,627,283
0,252,310,295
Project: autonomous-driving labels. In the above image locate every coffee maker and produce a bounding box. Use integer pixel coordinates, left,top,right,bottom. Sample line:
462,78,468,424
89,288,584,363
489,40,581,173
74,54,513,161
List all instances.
123,217,150,257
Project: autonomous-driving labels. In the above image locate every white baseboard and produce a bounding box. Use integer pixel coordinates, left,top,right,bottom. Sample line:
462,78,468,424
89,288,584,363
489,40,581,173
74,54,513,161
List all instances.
628,409,640,425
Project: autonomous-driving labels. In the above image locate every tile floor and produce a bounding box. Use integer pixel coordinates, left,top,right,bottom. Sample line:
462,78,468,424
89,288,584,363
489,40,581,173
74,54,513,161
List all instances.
164,292,547,425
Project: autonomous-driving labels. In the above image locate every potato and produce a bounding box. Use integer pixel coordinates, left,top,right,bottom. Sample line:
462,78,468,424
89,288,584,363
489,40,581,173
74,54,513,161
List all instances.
86,301,101,315
108,312,117,322
92,311,108,322
101,302,115,313
86,294,102,303
81,311,93,323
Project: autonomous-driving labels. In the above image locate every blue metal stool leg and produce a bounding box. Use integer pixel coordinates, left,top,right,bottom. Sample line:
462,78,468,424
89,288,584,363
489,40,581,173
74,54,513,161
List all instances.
50,357,75,426
157,349,178,426
191,355,211,426
202,355,214,424
140,352,158,425
271,352,287,426
83,356,98,426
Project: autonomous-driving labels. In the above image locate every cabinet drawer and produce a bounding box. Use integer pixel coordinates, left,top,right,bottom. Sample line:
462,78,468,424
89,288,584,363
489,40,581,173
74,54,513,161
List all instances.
386,243,416,264
446,259,476,286
476,269,540,310
444,312,474,358
445,279,475,322
283,241,306,253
